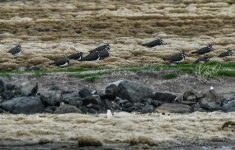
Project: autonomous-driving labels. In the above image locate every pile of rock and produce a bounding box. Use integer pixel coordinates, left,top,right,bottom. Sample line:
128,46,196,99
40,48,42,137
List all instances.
0,78,234,114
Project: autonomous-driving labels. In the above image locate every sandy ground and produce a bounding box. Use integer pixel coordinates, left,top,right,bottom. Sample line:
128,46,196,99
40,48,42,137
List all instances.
0,0,234,70
0,112,235,149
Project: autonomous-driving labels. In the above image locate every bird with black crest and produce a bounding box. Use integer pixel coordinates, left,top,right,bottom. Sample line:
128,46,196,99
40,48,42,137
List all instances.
8,44,22,56
191,44,214,55
49,56,70,67
89,43,110,53
68,52,83,61
163,51,186,64
218,49,233,57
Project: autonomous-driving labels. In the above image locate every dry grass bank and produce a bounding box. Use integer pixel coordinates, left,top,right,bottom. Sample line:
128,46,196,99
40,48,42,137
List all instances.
0,0,234,70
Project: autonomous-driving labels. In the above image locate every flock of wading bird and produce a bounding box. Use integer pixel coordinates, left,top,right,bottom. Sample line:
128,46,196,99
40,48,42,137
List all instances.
7,38,234,67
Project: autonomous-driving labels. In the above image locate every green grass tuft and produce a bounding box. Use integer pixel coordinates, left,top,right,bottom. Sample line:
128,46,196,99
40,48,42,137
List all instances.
85,76,98,82
162,73,178,79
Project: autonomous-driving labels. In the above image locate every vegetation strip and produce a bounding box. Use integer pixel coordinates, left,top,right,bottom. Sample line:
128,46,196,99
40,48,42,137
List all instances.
0,62,234,80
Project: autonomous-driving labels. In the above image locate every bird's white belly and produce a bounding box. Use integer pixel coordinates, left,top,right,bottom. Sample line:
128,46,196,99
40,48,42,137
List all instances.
14,50,21,56
59,62,68,67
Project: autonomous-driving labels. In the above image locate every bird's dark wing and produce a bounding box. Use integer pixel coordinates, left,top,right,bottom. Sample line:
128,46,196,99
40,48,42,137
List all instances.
68,53,81,60
218,52,228,57
168,53,183,61
98,50,109,59
80,53,98,61
8,47,20,55
89,44,109,53
192,47,209,54
52,58,67,66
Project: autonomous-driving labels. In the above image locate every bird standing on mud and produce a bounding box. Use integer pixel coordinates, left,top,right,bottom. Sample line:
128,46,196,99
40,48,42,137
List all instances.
191,44,214,55
8,44,22,56
49,57,70,67
141,38,163,47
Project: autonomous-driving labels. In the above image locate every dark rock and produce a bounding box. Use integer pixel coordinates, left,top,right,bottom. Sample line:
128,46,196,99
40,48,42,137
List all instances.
123,102,133,108
80,106,88,113
2,90,15,100
5,83,17,91
156,103,192,113
40,90,62,106
44,106,57,113
141,104,154,113
79,88,92,98
114,80,154,103
199,89,222,111
105,84,118,98
82,95,102,106
62,91,80,101
104,99,112,109
116,98,129,105
153,91,177,103
0,108,6,113
0,78,6,92
222,100,235,112
87,108,97,114
54,102,82,114
1,96,45,114
64,97,83,107
48,85,61,91
86,103,100,110
122,106,136,112
151,100,162,107
141,98,152,104
20,81,38,96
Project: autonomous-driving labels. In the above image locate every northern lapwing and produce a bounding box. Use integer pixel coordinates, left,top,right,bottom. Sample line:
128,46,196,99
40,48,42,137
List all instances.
141,38,163,47
68,52,83,60
80,52,100,61
218,50,233,57
97,49,109,60
194,55,210,64
163,51,186,63
191,44,214,55
89,43,110,53
49,57,70,67
8,44,22,56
